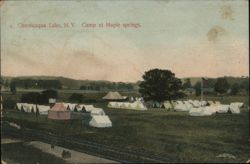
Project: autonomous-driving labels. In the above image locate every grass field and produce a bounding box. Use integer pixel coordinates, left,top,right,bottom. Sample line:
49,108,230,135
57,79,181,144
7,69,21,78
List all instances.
1,141,66,164
2,91,250,163
2,93,250,163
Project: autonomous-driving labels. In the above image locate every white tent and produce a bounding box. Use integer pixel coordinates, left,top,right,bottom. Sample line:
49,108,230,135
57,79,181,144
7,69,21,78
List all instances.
183,101,193,110
123,102,131,109
193,100,202,107
207,101,215,106
171,101,178,108
16,103,27,111
68,103,77,111
176,101,184,104
189,107,214,116
120,103,127,109
200,101,208,106
230,102,244,108
102,91,125,100
214,101,221,106
229,103,241,114
174,104,189,112
107,102,116,108
215,105,230,113
22,104,34,113
90,108,105,116
75,104,86,111
203,106,217,115
63,103,71,110
28,104,36,113
84,105,96,112
161,101,173,109
37,105,50,115
89,115,112,128
189,107,204,116
128,101,145,110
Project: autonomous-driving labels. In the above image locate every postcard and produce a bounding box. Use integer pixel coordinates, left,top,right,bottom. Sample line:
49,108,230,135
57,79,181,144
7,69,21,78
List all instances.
1,0,249,163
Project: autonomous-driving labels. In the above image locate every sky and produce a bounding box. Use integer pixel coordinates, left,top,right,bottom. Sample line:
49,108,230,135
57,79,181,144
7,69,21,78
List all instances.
1,0,249,82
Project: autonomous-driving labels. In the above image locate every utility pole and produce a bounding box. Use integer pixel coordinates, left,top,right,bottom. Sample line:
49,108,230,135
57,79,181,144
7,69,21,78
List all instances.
201,78,203,102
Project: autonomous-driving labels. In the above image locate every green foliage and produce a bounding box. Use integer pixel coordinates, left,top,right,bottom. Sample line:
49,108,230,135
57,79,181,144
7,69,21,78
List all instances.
39,89,58,104
231,83,240,95
69,93,84,103
21,92,40,104
21,89,58,104
3,99,249,163
139,69,183,102
80,82,134,91
240,79,249,94
182,78,192,89
194,82,201,96
2,142,66,164
3,98,16,109
10,81,16,94
214,78,230,94
10,78,62,89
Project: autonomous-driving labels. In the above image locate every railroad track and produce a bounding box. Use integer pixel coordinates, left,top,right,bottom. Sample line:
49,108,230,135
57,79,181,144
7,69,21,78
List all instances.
2,122,176,163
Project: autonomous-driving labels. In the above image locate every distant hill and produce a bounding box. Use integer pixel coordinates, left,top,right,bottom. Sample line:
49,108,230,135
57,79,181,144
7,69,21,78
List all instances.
1,75,249,89
182,76,249,87
0,75,136,90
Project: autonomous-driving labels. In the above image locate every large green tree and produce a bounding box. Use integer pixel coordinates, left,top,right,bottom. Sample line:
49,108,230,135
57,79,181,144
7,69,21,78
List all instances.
182,78,192,89
69,93,84,103
139,69,183,102
214,77,230,94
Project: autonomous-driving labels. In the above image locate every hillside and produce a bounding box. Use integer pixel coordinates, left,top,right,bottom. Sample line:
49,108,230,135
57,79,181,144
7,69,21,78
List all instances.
1,75,249,89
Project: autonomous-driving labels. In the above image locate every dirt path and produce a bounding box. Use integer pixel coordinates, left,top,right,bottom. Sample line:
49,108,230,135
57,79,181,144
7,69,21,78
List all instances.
1,138,23,144
27,141,118,163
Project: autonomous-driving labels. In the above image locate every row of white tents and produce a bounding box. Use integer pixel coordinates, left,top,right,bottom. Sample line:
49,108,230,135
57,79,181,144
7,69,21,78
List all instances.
107,99,244,117
16,103,112,128
16,103,50,115
165,100,243,116
107,101,147,110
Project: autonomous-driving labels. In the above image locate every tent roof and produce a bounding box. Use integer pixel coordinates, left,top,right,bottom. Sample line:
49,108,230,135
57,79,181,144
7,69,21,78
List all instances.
92,115,111,124
51,103,68,112
103,91,125,100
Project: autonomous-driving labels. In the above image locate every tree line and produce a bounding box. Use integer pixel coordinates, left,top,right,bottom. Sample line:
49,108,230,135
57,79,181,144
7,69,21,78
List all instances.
79,82,134,91
9,79,62,90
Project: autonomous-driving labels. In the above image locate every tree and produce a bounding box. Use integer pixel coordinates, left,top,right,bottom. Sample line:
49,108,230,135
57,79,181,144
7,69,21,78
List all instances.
39,89,58,104
194,82,201,96
230,83,240,95
10,81,16,94
182,78,192,89
240,79,249,95
214,77,230,94
3,98,16,110
21,92,40,104
139,69,182,102
69,93,84,103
